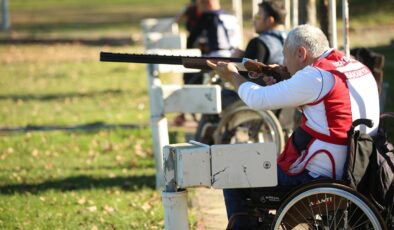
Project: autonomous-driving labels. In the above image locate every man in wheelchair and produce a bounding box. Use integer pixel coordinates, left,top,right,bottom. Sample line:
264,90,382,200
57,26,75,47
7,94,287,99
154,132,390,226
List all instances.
207,24,382,229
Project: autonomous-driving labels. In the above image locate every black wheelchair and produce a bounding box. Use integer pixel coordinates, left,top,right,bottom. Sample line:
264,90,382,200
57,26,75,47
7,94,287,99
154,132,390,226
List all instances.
227,181,387,229
226,118,390,230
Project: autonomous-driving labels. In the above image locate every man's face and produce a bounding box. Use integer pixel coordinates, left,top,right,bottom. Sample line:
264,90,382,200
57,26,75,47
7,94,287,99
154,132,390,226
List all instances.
283,42,298,76
253,8,271,33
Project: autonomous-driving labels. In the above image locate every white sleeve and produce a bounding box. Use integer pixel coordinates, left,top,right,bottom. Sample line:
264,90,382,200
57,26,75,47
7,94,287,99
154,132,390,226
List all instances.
237,66,334,110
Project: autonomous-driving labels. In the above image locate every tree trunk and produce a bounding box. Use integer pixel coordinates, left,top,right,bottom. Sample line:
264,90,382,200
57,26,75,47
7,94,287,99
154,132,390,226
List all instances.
299,0,316,25
318,0,330,42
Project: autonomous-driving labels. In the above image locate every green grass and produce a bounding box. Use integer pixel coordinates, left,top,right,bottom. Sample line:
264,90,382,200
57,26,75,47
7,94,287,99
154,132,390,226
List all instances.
4,0,183,38
0,43,191,229
4,0,242,38
0,129,163,229
0,44,149,126
0,41,195,229
349,0,394,26
0,0,393,229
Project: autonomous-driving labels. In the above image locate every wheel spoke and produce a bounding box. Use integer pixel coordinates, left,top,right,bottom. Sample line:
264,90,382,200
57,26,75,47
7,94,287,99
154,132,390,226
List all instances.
306,196,319,227
351,219,375,229
334,201,349,229
334,199,345,229
324,193,330,228
282,210,311,230
328,194,337,229
300,196,317,220
315,194,324,227
289,203,315,228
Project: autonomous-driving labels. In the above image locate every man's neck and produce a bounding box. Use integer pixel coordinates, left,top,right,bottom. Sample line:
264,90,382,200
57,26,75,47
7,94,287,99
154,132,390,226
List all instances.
258,24,285,33
272,24,285,31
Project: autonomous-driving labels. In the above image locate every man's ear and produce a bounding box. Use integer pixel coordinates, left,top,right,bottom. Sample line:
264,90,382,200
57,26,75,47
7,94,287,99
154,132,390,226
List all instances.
297,46,308,63
266,16,275,25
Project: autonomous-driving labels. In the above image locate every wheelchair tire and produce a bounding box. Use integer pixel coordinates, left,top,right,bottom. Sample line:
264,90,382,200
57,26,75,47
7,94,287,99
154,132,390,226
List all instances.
272,182,387,230
194,113,220,145
213,100,285,155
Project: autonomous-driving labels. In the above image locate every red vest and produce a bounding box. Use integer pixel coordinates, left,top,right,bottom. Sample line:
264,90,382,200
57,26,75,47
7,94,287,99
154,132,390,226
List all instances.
302,50,354,145
278,50,374,176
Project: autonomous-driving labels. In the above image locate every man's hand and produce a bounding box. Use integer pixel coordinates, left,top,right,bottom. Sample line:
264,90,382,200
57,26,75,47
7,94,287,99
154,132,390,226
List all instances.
243,60,291,82
206,60,238,80
248,71,277,85
206,60,247,90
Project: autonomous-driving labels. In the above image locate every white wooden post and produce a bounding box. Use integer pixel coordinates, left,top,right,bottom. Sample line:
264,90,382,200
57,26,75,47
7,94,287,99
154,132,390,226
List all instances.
329,0,337,49
252,0,261,20
283,0,290,29
162,190,189,230
291,0,299,28
146,64,169,189
1,0,10,30
143,48,220,190
342,0,350,57
232,0,243,46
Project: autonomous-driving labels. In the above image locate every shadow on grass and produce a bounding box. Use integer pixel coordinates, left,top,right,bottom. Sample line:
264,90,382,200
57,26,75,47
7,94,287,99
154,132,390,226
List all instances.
0,121,147,134
0,175,155,194
0,89,130,102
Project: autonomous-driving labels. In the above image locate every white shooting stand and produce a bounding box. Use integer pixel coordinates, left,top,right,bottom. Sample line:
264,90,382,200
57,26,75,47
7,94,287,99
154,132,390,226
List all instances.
140,17,224,189
162,141,278,230
145,49,223,189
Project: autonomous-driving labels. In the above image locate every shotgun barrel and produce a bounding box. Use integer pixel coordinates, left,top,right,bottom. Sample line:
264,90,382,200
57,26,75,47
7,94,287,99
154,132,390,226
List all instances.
100,52,242,70
99,51,290,80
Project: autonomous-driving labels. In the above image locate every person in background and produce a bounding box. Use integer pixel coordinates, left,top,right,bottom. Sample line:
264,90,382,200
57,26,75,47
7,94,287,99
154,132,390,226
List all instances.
194,1,290,144
187,0,241,58
174,0,202,126
235,0,287,64
229,0,298,138
175,0,241,126
175,0,201,35
207,24,380,229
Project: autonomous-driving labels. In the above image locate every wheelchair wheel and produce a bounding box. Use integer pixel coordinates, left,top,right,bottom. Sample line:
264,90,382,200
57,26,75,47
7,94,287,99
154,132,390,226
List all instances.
213,100,285,155
272,182,387,230
194,114,220,145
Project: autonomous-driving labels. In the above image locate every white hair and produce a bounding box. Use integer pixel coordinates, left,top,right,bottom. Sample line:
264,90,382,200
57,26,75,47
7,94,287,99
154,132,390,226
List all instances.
285,24,330,58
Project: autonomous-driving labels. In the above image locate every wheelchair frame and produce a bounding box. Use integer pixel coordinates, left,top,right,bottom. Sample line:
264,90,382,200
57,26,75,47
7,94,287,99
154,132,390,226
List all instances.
226,119,389,230
227,180,387,230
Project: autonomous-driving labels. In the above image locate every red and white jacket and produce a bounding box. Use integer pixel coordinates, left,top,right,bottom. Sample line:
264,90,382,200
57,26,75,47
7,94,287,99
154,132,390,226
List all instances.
238,49,380,179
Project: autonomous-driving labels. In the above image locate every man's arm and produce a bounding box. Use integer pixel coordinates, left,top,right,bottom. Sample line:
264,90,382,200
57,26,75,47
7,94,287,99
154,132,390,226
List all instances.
238,67,334,110
206,60,247,91
207,61,333,110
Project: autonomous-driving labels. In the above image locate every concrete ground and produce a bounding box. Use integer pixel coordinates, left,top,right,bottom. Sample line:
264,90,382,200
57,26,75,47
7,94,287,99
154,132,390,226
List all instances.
192,187,228,230
172,116,229,230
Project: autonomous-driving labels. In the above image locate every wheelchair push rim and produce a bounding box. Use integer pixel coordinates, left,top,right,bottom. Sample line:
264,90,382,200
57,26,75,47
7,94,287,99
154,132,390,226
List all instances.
272,182,387,230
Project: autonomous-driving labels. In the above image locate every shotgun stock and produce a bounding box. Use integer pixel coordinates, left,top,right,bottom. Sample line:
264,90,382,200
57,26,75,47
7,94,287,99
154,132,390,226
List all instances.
100,52,290,80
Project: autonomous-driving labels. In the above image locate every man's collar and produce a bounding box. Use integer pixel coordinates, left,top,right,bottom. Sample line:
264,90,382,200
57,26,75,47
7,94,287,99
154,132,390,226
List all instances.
319,48,334,59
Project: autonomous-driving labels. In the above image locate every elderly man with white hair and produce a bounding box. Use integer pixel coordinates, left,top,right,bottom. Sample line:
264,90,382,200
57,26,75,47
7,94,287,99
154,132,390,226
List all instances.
207,24,380,229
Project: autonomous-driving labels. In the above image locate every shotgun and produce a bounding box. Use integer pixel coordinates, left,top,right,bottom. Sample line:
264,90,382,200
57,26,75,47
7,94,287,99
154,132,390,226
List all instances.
100,52,290,80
